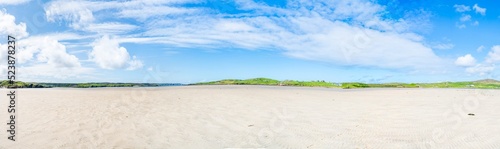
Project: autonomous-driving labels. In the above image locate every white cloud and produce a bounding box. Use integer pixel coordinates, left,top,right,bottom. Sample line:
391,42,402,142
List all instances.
486,45,500,64
459,46,500,76
45,0,96,29
135,15,443,69
0,10,29,78
459,14,471,22
465,64,494,76
454,4,471,12
0,0,30,5
47,0,446,71
84,22,138,34
117,6,201,20
476,45,485,52
0,44,8,77
89,35,143,70
0,10,28,38
44,0,204,29
455,54,476,67
473,4,486,16
37,32,95,41
7,36,94,81
0,10,94,81
18,36,81,68
432,43,454,50
400,9,433,33
127,56,144,70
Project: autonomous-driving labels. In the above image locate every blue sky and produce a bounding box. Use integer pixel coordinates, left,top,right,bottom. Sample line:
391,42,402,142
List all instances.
0,0,499,83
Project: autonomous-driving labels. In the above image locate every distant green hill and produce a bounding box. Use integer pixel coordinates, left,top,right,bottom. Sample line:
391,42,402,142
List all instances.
474,79,500,84
192,78,500,89
192,78,336,87
194,78,281,85
0,80,183,88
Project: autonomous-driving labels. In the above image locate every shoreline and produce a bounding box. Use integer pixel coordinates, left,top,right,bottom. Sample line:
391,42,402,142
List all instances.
3,84,497,91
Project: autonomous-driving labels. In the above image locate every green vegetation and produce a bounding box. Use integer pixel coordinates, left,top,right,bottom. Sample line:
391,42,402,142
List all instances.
194,78,339,87
418,80,500,89
193,78,500,89
341,83,420,89
0,80,183,88
341,82,369,89
0,80,39,88
195,78,281,85
2,78,499,89
280,80,337,87
44,83,183,88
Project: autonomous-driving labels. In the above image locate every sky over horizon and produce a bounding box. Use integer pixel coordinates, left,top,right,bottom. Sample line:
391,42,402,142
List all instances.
0,0,499,83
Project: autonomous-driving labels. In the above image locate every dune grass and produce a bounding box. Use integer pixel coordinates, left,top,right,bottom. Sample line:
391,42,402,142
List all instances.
193,78,500,89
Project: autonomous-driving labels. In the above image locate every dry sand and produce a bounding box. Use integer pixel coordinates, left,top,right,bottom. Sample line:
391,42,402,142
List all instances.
0,85,499,148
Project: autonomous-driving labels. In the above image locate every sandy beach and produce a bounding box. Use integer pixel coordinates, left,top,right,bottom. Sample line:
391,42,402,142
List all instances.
0,85,499,148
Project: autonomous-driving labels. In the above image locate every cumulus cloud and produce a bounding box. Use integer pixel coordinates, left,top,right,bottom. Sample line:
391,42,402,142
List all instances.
473,4,486,16
0,10,94,81
486,45,500,64
18,36,81,68
13,37,92,80
458,46,500,76
0,10,28,38
455,54,476,67
0,11,29,79
454,4,471,12
89,35,143,70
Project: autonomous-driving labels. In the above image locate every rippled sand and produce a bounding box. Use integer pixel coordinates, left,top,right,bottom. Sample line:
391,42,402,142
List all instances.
1,86,499,148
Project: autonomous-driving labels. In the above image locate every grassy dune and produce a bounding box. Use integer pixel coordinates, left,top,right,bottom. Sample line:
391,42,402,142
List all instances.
193,78,500,89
